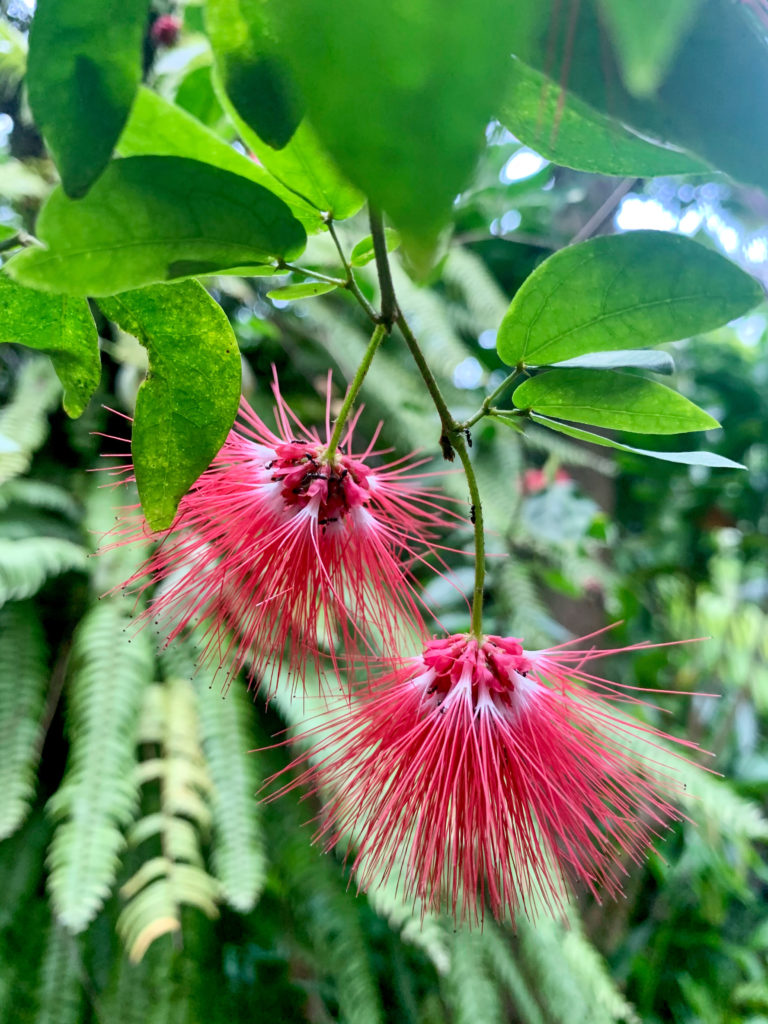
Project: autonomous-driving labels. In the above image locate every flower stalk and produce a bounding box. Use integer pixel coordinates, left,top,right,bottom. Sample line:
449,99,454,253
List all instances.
326,322,388,459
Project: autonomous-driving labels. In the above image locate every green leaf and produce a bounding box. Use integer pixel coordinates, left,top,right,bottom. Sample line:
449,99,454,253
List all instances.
118,87,320,232
6,156,306,297
218,95,364,223
496,232,761,367
597,0,702,97
26,0,149,197
271,0,548,259
0,225,18,242
267,281,337,300
207,0,301,149
0,275,99,417
530,413,746,469
545,349,675,375
513,0,768,196
350,229,401,267
513,369,718,434
98,281,241,531
499,57,705,176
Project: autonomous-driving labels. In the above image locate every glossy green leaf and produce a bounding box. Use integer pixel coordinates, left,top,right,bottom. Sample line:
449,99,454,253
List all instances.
0,275,99,418
531,413,744,469
545,350,675,375
98,281,241,531
6,156,306,297
26,0,149,197
497,232,761,367
514,0,768,195
219,97,364,223
499,57,705,176
267,282,337,300
271,0,548,259
350,229,401,268
513,369,718,434
0,226,18,242
597,0,702,97
117,87,319,232
207,0,301,149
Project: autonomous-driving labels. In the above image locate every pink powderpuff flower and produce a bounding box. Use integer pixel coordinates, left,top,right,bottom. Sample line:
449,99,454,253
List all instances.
268,629,709,923
103,374,459,693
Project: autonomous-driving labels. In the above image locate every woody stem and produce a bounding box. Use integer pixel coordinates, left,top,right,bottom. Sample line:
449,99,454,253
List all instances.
326,322,388,458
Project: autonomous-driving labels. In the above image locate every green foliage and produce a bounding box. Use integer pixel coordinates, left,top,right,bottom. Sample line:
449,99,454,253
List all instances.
444,928,504,1024
192,662,267,914
207,0,301,149
35,922,84,1024
0,601,48,839
0,359,60,484
496,232,761,367
530,413,746,469
117,87,321,232
597,0,702,97
0,536,88,605
118,678,220,962
499,56,705,176
7,156,307,296
26,0,148,197
99,281,241,530
47,600,154,932
0,275,99,417
269,0,543,259
514,368,717,434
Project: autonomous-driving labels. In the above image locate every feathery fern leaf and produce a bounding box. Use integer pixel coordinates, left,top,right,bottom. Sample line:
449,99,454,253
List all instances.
0,358,60,484
192,663,267,914
0,478,81,520
480,921,546,1024
365,874,452,976
0,536,88,606
47,599,153,933
118,677,220,963
0,600,49,839
444,927,504,1024
34,922,84,1024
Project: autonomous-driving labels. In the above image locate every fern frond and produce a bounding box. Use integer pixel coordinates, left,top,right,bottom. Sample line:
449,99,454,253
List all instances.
364,871,452,975
442,246,511,334
0,536,88,606
443,927,503,1024
560,920,640,1024
193,667,267,914
0,601,49,839
46,599,154,932
480,921,546,1024
118,677,220,963
0,478,81,520
0,358,60,484
34,921,84,1024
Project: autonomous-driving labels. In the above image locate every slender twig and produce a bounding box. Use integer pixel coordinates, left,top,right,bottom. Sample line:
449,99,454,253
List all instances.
569,177,639,245
369,207,397,329
276,260,347,288
325,323,388,459
453,433,486,637
457,368,524,430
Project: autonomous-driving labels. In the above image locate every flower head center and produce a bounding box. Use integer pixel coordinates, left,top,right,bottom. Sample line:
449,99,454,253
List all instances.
269,442,372,525
418,634,534,714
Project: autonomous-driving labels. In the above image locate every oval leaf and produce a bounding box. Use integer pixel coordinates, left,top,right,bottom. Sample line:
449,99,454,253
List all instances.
497,232,762,367
271,0,547,261
531,413,745,469
267,282,337,300
98,281,241,531
0,274,99,417
27,0,149,197
6,156,307,297
545,349,675,374
207,0,301,149
500,56,705,176
513,369,718,434
118,87,321,232
350,229,401,267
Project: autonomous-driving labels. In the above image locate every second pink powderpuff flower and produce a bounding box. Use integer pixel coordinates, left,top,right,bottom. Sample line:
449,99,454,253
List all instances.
105,375,458,693
269,630,708,923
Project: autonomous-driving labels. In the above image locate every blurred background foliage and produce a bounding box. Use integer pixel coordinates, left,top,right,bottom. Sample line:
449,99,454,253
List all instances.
1,2,768,1022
